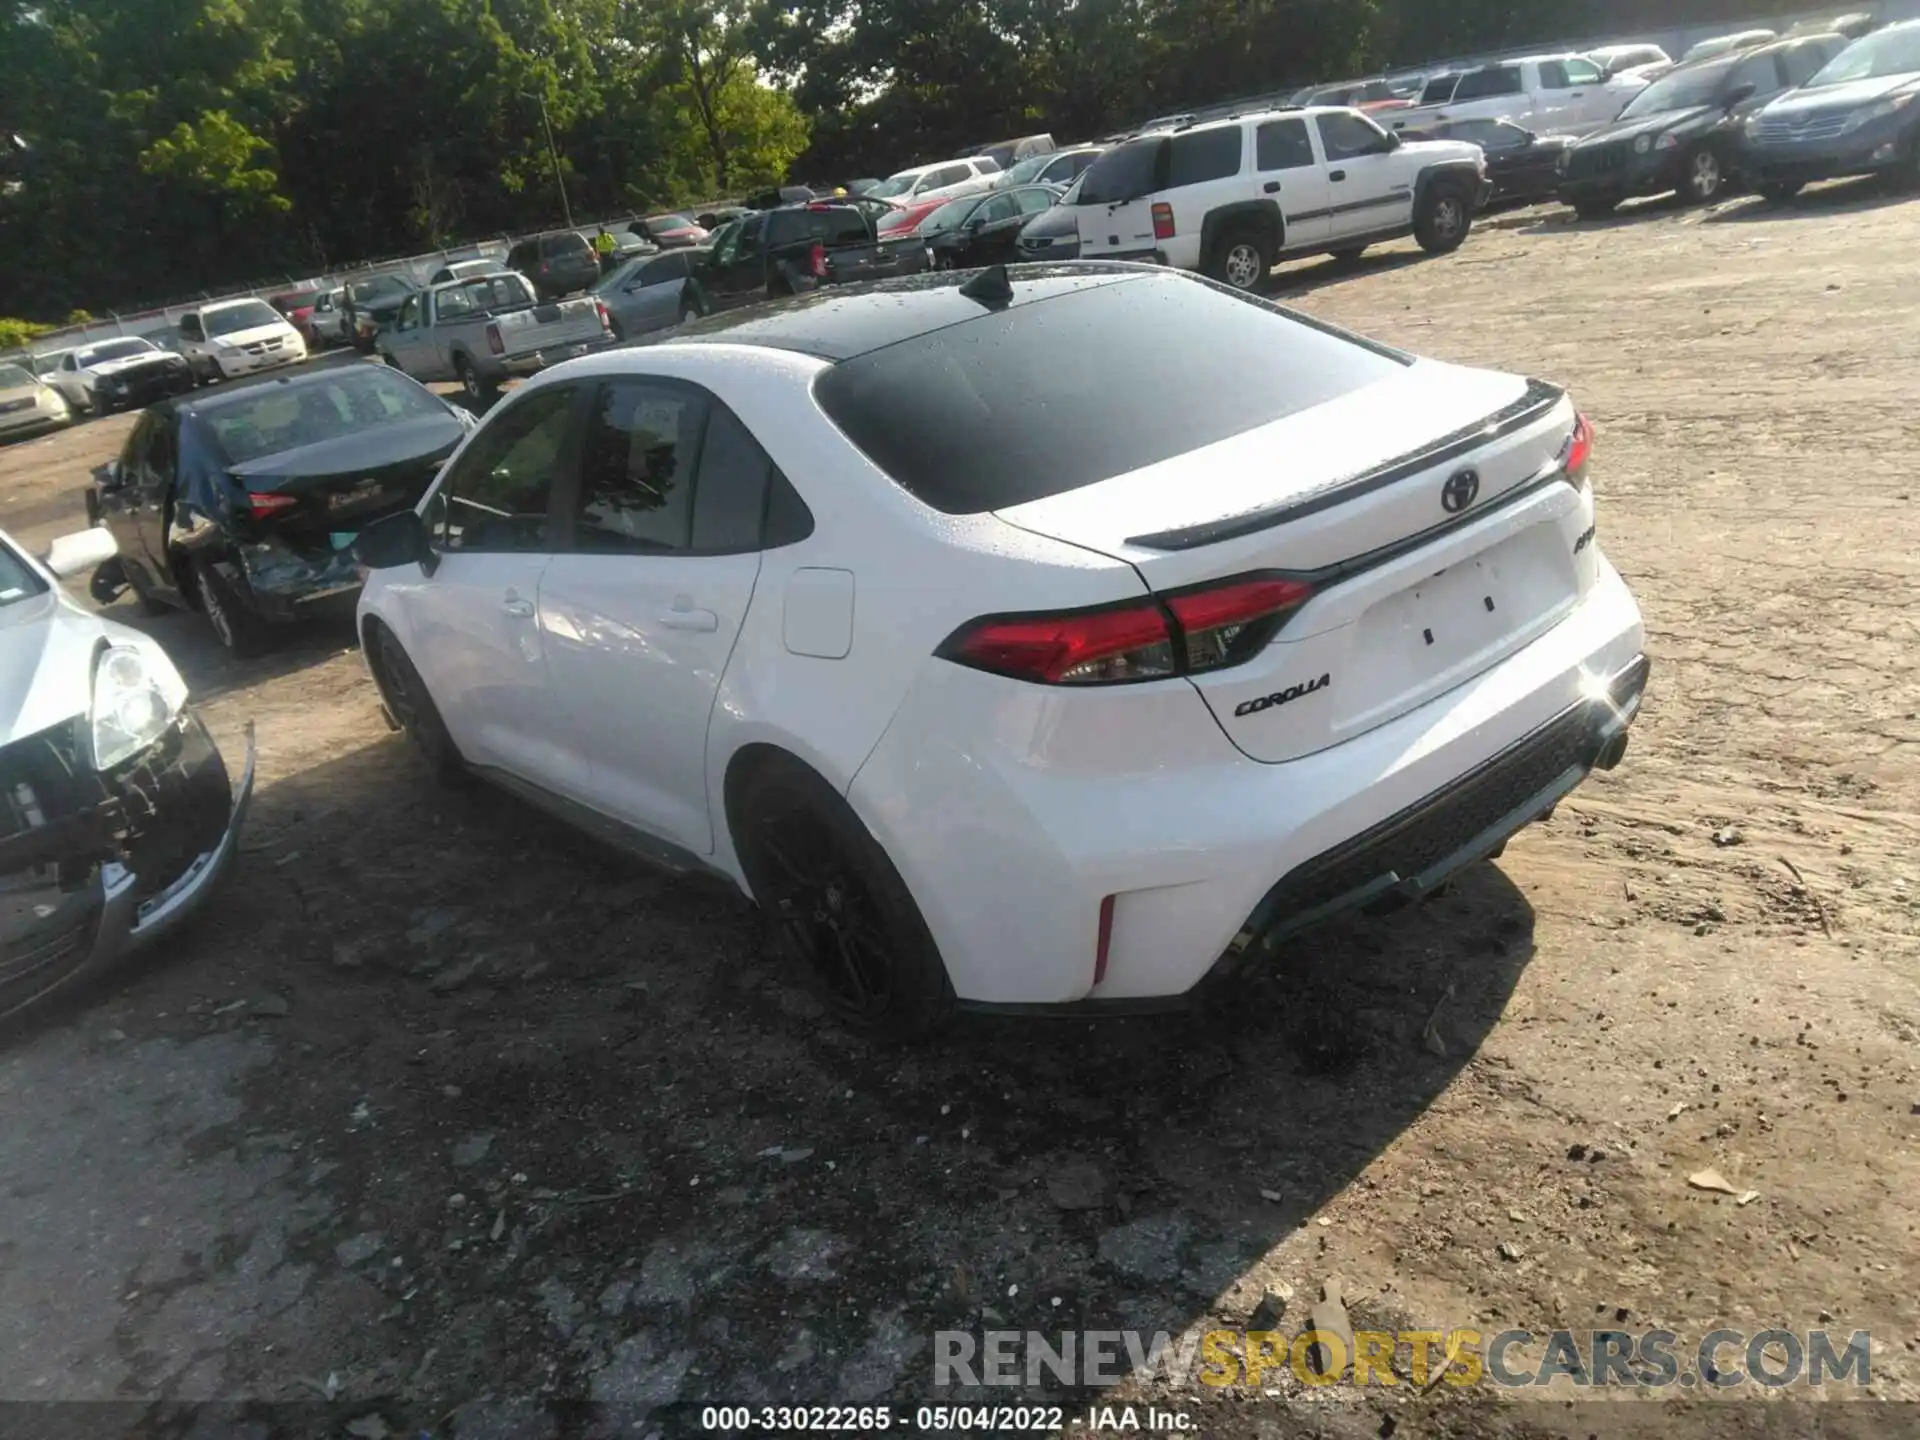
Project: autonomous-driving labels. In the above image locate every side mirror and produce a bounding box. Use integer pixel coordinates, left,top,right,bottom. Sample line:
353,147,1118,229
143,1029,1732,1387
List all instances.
43,526,118,579
354,509,434,572
1726,82,1757,107
1378,131,1403,152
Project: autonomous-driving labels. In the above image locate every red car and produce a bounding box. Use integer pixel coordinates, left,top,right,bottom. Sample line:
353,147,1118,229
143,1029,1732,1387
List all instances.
876,197,946,237
269,288,325,345
631,213,710,249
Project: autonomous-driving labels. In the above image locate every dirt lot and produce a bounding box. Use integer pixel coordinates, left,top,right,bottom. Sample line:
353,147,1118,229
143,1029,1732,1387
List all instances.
3,183,1919,1440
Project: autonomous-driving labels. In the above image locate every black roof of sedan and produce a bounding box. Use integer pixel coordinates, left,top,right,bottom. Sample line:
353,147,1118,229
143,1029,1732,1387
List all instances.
664,264,1143,361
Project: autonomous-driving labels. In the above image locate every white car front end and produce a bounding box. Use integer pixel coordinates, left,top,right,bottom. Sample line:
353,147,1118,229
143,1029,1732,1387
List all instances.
0,528,254,1021
208,321,308,376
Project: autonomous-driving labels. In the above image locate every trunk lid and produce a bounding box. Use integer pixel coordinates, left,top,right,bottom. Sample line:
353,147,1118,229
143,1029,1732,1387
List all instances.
993,361,1589,763
494,297,606,358
230,412,464,542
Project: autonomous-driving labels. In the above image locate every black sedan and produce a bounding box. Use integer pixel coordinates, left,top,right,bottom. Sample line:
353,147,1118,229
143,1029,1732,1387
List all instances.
1742,21,1920,199
1557,33,1846,216
1402,119,1573,208
922,185,1064,268
92,357,474,655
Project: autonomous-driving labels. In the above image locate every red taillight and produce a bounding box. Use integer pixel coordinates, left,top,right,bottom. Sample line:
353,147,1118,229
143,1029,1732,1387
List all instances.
486,322,505,356
1094,895,1116,986
1151,202,1175,240
810,242,827,279
1165,577,1314,670
594,298,612,332
938,574,1315,686
248,492,299,520
941,601,1176,685
1563,412,1594,483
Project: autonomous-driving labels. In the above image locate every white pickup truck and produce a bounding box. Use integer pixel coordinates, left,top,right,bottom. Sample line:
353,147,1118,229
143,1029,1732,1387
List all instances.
377,271,614,405
1389,54,1649,136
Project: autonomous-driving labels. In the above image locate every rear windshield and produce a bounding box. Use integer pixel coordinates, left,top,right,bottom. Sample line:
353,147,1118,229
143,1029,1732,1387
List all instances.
1077,139,1162,204
78,339,155,365
203,368,447,464
813,276,1406,513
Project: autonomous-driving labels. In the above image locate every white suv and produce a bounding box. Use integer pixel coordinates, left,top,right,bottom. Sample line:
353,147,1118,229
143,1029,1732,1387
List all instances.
1069,106,1490,288
353,267,1645,1038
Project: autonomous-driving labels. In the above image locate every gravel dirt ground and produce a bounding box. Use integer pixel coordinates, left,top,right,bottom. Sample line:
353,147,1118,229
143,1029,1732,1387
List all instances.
2,181,1918,1440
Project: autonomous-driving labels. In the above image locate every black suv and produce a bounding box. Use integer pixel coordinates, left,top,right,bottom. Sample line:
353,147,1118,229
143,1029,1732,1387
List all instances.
505,230,600,299
1558,34,1844,215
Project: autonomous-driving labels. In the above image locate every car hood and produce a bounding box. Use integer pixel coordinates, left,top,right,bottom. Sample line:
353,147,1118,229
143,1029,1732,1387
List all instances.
1399,139,1483,166
0,576,186,746
86,353,183,378
1574,105,1719,147
213,323,298,347
0,378,42,406
1764,72,1920,115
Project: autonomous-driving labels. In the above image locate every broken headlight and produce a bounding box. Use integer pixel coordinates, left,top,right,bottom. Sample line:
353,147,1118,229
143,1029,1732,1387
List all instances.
90,643,186,771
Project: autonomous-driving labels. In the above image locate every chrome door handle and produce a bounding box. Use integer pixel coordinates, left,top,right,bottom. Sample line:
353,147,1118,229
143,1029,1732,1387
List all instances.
660,607,719,632
502,596,535,618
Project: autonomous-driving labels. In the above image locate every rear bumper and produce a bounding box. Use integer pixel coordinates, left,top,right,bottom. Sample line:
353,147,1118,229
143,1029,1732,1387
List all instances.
234,540,365,621
500,333,619,377
1,714,253,1016
849,558,1646,1008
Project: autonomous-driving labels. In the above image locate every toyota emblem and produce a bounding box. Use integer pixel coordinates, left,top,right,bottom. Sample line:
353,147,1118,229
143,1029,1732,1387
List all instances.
1441,468,1481,514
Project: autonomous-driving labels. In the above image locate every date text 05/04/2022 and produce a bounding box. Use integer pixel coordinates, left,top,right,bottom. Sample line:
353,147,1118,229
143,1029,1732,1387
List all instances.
697,1404,1195,1431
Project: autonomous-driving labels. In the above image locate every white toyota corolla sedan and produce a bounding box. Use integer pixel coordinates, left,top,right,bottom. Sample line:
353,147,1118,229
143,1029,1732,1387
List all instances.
353,264,1647,1036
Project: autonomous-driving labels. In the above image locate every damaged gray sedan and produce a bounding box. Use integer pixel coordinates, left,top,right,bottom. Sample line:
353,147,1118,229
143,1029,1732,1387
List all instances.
1,527,254,1023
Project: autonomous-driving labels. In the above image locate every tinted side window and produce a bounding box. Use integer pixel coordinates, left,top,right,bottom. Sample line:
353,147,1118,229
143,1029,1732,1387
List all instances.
736,213,766,257
1256,118,1315,170
637,255,679,286
1014,187,1054,215
1167,127,1243,187
1453,66,1522,100
572,381,706,553
977,193,1020,223
1729,52,1784,95
690,405,771,553
1317,112,1387,162
1782,40,1830,85
933,164,973,189
437,386,575,552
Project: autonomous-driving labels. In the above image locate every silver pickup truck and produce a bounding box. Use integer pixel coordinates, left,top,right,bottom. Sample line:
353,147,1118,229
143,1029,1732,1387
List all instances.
377,270,614,405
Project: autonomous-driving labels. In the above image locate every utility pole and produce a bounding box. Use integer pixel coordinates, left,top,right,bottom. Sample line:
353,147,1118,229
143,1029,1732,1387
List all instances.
524,91,574,229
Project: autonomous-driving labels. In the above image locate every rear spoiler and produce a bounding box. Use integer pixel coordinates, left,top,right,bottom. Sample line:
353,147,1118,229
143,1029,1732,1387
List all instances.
1124,379,1567,552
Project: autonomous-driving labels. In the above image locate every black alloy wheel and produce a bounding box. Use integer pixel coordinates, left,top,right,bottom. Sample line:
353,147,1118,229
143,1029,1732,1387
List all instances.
757,808,897,1021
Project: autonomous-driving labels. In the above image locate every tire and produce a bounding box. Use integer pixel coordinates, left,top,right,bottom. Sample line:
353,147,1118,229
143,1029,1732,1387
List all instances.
1414,183,1473,254
454,356,498,408
371,626,469,786
1678,146,1726,205
733,758,955,1039
122,558,173,617
1208,227,1271,291
1330,245,1368,264
195,555,269,657
1573,197,1618,220
1759,181,1803,204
